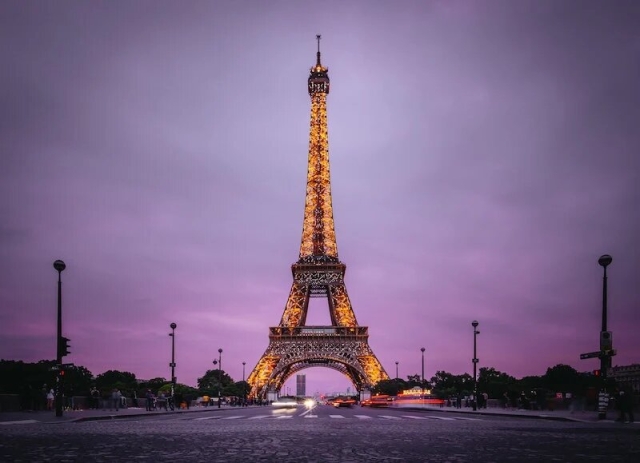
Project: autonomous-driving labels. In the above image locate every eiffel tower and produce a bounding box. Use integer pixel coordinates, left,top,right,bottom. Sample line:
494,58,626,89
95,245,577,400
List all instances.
247,36,389,399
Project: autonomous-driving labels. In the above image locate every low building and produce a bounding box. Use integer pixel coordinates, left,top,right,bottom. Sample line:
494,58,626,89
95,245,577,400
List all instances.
609,363,640,393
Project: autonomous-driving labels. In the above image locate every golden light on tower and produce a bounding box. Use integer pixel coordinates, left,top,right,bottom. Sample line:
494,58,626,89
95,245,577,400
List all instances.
247,36,389,399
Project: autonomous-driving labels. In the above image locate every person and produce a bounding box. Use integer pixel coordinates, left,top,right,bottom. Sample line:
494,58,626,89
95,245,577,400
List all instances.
502,391,509,409
46,388,54,411
132,391,139,408
90,387,100,409
111,388,121,411
616,387,635,423
157,391,168,411
145,389,155,411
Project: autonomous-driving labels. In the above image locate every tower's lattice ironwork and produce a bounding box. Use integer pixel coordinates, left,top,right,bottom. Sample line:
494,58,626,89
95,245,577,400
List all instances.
247,36,389,399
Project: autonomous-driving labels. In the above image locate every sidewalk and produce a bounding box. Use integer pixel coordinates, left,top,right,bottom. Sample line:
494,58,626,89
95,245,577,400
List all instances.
0,405,235,425
393,404,612,423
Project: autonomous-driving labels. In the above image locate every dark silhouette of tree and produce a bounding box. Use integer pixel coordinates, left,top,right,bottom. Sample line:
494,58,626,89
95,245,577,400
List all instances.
95,370,137,395
197,369,233,396
477,367,516,398
543,364,581,393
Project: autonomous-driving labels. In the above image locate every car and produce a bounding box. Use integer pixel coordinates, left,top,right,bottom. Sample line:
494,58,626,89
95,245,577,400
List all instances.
332,397,356,408
272,397,298,408
364,395,392,408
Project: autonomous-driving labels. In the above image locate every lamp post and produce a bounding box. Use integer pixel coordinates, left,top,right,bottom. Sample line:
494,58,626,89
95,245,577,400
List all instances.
598,254,612,420
53,259,66,418
169,323,177,399
242,361,246,406
217,348,223,408
395,361,399,380
421,347,425,405
472,320,480,411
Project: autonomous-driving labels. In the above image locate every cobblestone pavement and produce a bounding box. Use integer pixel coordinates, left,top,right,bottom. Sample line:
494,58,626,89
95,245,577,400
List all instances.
1,407,638,462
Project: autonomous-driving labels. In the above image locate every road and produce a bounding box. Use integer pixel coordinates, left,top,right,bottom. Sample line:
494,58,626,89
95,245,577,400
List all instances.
1,404,638,462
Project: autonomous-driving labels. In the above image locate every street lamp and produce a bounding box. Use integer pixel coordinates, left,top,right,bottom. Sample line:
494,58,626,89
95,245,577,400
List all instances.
395,361,399,380
218,348,223,408
169,323,177,400
242,361,246,406
421,347,425,405
53,259,66,418
598,254,612,420
472,320,480,411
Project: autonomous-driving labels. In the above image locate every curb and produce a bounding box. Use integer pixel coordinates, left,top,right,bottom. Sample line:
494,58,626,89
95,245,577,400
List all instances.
65,407,239,424
393,406,594,423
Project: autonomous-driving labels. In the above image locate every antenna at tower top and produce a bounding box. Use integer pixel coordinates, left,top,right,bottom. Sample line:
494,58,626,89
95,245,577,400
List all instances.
316,34,322,66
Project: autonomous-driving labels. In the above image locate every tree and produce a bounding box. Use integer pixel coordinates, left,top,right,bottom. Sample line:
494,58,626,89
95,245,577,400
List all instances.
429,371,473,398
197,369,234,396
543,364,581,394
372,379,405,396
477,367,516,398
95,370,137,396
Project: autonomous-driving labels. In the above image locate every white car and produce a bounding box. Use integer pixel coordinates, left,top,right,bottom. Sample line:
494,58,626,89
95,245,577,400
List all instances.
272,397,298,408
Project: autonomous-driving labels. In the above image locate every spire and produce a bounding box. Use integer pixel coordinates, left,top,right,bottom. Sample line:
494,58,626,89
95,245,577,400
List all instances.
316,34,322,67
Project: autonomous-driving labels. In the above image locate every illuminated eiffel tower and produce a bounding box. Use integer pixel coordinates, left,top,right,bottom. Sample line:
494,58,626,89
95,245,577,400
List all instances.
247,36,389,399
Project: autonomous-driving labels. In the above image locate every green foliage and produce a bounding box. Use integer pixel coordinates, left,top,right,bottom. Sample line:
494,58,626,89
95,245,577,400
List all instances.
95,370,137,396
371,378,407,396
477,367,516,398
428,371,473,398
197,369,234,396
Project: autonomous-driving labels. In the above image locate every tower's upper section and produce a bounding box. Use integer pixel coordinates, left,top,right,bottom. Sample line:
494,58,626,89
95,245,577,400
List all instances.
299,35,338,262
308,34,330,95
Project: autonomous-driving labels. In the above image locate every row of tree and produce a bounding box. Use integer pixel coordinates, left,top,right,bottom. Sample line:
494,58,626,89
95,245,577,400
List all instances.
0,360,248,407
0,359,602,407
371,364,603,399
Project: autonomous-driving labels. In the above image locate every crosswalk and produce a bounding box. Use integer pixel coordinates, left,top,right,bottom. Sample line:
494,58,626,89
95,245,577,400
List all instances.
190,414,484,422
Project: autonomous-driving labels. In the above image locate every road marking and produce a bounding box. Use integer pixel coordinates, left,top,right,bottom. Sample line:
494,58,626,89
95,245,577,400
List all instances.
454,417,482,421
329,415,345,419
402,415,429,420
354,415,372,419
220,416,243,420
275,415,293,419
0,420,39,425
193,416,218,421
247,415,271,420
379,415,402,420
425,416,455,421
303,415,318,418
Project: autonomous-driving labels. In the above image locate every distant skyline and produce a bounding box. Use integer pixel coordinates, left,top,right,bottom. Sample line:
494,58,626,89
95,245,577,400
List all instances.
1,1,639,394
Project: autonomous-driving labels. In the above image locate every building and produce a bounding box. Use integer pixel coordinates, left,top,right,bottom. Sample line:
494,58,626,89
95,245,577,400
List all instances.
296,374,306,397
610,363,640,394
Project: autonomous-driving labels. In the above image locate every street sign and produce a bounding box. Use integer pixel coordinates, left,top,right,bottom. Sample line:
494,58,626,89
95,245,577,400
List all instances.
580,351,601,360
580,349,617,360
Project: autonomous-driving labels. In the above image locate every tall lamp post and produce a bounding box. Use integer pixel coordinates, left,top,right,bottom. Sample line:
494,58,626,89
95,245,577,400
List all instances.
242,361,246,406
598,254,612,419
217,348,223,408
421,347,426,404
395,361,399,380
53,259,66,418
169,323,177,399
472,320,480,411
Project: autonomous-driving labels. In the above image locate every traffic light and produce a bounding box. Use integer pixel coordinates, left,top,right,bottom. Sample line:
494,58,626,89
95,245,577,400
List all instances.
58,336,71,358
593,369,601,377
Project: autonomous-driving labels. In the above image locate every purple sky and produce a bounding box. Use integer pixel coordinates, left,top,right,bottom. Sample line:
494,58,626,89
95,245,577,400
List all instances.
1,1,639,395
